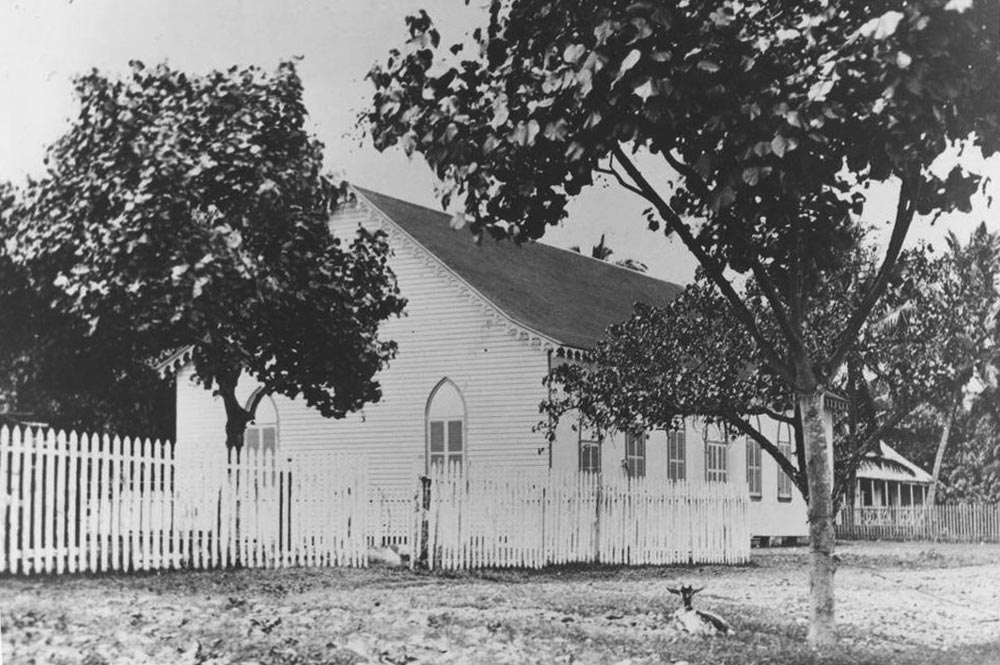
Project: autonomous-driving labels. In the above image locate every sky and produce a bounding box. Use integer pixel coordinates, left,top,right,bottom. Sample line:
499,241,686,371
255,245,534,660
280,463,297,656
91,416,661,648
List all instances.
1,0,996,285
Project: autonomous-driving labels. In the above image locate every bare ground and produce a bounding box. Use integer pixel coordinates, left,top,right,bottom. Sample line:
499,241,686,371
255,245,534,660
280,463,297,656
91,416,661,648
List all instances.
2,541,999,665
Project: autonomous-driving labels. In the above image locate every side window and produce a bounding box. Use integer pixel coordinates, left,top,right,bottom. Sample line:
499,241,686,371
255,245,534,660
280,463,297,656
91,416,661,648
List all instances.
579,419,601,474
244,395,278,454
625,432,646,478
427,379,465,472
746,439,762,499
777,423,794,500
667,424,686,481
704,424,728,483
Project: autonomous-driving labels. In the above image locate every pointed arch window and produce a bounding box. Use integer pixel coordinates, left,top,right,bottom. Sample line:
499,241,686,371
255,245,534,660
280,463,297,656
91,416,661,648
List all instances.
426,379,465,471
244,393,278,454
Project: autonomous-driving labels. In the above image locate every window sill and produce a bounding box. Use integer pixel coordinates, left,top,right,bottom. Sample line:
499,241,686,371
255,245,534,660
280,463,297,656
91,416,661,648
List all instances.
777,496,793,503
750,494,762,502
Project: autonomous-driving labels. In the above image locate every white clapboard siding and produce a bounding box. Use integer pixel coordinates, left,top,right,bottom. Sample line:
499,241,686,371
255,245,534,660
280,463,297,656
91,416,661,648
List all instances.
174,201,556,497
420,466,750,570
1,425,372,575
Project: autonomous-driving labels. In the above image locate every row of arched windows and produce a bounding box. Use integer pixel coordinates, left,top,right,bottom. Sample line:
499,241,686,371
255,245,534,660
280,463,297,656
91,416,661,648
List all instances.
237,379,468,469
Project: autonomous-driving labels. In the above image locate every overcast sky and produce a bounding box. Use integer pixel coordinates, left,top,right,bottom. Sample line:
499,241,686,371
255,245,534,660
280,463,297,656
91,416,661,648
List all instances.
1,0,997,285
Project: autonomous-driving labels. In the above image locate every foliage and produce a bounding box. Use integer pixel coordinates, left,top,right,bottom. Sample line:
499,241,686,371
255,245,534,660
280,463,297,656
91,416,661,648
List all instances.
5,61,406,448
0,183,173,437
363,2,998,392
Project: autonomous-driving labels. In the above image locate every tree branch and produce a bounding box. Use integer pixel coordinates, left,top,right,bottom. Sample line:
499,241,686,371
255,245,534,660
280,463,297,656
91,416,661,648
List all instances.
750,256,806,358
609,144,797,387
758,406,797,425
726,411,805,495
825,178,916,375
595,158,644,198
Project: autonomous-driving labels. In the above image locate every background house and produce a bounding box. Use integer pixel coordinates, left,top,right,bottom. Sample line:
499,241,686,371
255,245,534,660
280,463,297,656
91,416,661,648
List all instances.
166,188,854,540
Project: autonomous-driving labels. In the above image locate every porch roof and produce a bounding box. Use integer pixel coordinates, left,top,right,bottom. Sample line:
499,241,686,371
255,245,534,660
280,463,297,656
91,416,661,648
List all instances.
857,442,933,484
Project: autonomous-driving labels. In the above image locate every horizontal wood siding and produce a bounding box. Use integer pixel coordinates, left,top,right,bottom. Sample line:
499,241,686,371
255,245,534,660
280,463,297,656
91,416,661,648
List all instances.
550,412,809,538
174,201,553,489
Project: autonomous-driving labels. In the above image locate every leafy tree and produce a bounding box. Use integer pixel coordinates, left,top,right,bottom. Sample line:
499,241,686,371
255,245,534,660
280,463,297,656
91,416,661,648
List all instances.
6,61,406,450
1,181,173,437
570,233,648,272
543,245,933,509
362,0,999,644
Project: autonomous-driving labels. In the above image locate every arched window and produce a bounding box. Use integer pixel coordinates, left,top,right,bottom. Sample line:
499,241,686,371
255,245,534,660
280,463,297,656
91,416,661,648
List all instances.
426,379,465,471
244,393,278,454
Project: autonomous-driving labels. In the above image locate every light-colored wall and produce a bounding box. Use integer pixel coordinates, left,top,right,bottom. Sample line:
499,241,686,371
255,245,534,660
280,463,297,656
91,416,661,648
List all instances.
549,410,811,538
174,200,554,489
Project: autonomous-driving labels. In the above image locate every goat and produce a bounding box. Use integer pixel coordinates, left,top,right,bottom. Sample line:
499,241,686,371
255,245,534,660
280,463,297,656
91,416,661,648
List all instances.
667,585,733,636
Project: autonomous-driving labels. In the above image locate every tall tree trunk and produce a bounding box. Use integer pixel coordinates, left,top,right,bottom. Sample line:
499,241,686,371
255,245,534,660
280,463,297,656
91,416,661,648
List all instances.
927,391,960,506
800,388,837,646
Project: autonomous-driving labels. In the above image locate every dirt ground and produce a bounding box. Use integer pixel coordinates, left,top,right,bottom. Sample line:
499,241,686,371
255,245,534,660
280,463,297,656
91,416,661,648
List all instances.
2,541,999,665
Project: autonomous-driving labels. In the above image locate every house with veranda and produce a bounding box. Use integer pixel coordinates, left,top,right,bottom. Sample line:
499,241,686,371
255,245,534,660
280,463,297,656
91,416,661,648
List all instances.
163,187,841,540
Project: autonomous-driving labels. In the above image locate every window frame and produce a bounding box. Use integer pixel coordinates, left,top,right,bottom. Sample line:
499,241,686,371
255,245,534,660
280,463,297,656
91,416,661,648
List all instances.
777,422,794,501
426,378,466,474
579,420,602,474
243,393,279,455
704,425,728,483
667,424,686,481
624,431,646,479
746,438,762,499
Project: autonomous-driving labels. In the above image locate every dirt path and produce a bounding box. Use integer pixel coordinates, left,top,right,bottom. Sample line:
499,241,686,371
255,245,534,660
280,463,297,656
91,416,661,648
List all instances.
2,542,999,664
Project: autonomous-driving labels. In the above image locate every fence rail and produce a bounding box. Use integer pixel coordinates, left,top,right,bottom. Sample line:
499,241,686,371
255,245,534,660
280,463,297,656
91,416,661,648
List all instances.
420,466,750,570
837,504,1000,543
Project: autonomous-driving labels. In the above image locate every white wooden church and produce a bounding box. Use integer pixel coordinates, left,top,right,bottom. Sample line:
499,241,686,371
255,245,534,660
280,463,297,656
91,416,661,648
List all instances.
162,187,925,541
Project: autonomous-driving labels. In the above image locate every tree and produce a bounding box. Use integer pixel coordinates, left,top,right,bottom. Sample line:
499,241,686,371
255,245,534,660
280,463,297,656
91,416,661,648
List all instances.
570,233,648,272
878,223,1000,504
1,181,174,438
542,244,934,509
362,0,999,644
5,61,406,450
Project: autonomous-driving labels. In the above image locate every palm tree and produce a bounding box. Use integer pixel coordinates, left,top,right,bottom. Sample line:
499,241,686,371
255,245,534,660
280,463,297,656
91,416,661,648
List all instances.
570,234,648,273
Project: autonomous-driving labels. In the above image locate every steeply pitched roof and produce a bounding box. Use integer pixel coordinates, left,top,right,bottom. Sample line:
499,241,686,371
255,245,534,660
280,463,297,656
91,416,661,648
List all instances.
354,188,684,350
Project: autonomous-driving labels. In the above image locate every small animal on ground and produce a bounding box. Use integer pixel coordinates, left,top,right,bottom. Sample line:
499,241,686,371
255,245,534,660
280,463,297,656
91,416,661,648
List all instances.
667,584,734,636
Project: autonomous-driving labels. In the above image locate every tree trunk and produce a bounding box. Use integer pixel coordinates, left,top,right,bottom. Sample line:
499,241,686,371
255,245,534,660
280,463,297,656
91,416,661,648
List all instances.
927,392,960,507
216,370,251,451
799,389,837,647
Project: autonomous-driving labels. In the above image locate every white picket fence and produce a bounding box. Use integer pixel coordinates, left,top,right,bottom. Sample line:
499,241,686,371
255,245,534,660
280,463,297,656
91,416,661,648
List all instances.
0,425,368,574
2,425,752,575
420,466,750,570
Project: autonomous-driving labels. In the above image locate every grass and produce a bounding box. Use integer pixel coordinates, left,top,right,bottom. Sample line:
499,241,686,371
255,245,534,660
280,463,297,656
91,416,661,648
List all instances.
2,541,999,664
